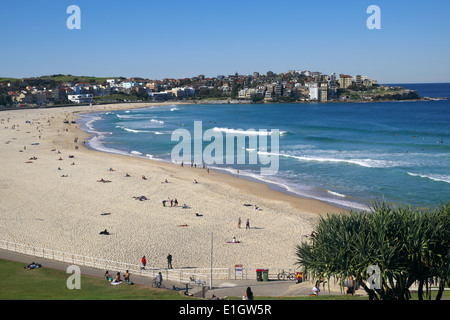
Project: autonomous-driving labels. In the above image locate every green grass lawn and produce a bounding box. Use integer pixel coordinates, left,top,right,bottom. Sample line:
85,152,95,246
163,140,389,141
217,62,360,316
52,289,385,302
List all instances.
0,259,198,300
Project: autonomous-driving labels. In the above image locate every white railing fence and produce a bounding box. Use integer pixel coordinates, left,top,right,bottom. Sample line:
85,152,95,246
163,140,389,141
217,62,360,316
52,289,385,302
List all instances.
0,239,300,284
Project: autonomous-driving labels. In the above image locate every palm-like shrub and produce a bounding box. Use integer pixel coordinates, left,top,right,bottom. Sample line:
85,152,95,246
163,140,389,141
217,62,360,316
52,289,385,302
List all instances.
295,200,450,300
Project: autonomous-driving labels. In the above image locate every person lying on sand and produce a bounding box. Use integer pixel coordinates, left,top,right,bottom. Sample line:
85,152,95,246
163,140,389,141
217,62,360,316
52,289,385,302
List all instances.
97,178,111,183
133,195,148,201
99,229,110,235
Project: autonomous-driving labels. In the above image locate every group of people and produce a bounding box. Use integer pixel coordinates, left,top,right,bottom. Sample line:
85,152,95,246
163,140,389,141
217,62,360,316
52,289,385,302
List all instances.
104,269,133,285
237,217,251,229
141,254,173,270
162,198,178,207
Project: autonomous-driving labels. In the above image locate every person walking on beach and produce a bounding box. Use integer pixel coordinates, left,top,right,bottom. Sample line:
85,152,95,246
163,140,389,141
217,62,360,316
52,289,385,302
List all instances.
238,217,242,229
167,253,173,269
141,256,147,270
246,218,250,230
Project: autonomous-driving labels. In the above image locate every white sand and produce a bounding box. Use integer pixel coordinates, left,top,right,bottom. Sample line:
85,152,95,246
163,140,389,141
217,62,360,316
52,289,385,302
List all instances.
0,103,346,271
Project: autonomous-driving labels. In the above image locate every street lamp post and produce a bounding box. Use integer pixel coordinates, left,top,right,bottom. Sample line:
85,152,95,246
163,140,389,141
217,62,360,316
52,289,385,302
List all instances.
210,232,213,290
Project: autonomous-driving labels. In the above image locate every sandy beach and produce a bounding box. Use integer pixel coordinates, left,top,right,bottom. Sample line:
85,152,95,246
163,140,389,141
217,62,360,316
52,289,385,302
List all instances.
0,103,346,271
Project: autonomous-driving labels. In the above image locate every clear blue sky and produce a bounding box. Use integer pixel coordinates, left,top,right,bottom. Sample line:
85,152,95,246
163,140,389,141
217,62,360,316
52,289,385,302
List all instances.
1,0,449,83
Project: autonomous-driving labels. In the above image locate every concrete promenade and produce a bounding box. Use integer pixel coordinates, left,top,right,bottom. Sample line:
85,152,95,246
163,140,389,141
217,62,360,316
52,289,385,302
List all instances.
0,248,348,299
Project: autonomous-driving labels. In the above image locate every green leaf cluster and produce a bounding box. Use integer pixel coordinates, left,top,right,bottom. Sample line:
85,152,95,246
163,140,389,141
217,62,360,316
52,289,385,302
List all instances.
295,200,450,300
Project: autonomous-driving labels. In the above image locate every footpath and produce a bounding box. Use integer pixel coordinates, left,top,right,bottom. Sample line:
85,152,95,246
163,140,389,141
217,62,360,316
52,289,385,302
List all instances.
0,248,346,299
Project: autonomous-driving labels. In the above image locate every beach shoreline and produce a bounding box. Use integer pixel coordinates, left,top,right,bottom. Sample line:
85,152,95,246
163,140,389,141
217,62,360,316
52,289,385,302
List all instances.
0,103,347,271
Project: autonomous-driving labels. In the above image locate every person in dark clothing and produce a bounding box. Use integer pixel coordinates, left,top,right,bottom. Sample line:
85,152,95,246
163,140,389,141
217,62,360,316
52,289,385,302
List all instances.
167,253,173,269
243,287,254,300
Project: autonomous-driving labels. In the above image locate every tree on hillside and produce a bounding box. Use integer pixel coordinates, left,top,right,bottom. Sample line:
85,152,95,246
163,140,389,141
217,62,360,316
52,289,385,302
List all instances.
295,201,450,300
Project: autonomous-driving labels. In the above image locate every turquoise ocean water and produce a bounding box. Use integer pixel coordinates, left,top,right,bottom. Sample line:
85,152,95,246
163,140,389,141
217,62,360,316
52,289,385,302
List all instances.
79,83,450,211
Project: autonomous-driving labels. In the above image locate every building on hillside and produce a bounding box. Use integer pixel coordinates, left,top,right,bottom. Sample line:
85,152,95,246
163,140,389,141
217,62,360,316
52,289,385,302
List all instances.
309,83,319,101
320,83,328,102
339,75,353,88
354,75,363,87
148,92,170,101
68,94,93,104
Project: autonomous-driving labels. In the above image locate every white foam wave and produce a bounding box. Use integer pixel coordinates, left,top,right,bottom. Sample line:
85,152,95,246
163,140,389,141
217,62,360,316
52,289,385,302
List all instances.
327,190,347,197
116,114,135,119
116,126,151,133
150,119,164,124
259,151,400,169
170,107,179,111
209,166,369,211
130,150,143,155
84,116,102,132
407,172,450,184
212,127,284,136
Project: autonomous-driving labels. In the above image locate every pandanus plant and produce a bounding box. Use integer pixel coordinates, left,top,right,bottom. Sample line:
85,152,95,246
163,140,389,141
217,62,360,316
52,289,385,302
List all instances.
295,200,450,300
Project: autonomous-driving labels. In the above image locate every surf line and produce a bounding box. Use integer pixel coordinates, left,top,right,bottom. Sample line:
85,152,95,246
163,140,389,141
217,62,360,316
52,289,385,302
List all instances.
171,121,280,175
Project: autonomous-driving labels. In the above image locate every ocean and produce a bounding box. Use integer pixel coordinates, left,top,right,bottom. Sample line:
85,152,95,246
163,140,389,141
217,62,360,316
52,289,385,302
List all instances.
79,83,450,211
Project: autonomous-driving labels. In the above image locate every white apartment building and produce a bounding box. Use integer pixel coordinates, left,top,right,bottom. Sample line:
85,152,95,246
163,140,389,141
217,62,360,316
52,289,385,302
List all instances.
68,94,93,104
309,83,320,101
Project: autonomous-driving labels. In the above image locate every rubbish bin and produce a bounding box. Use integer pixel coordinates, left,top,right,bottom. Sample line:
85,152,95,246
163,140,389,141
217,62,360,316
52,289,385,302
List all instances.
256,269,263,281
262,269,269,282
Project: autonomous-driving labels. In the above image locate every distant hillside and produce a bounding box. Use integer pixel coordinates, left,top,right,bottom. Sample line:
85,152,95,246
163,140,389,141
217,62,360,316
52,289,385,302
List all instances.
0,75,117,84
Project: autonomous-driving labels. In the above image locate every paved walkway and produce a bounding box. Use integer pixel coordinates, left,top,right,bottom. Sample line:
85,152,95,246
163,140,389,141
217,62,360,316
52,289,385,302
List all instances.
0,248,351,299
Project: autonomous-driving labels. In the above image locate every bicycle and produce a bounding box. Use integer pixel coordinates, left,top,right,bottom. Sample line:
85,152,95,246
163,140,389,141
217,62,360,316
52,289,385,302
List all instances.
152,277,166,288
277,269,296,281
189,275,207,287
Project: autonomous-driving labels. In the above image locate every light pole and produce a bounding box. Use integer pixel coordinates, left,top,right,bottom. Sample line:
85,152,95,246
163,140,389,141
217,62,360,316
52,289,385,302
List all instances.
210,232,213,290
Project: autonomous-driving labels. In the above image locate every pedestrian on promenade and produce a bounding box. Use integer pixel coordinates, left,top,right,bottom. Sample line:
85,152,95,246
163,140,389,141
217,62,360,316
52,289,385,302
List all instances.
243,287,254,300
141,256,147,270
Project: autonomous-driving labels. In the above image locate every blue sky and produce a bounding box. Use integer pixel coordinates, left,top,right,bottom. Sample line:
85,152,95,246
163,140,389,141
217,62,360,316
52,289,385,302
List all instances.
1,0,449,83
